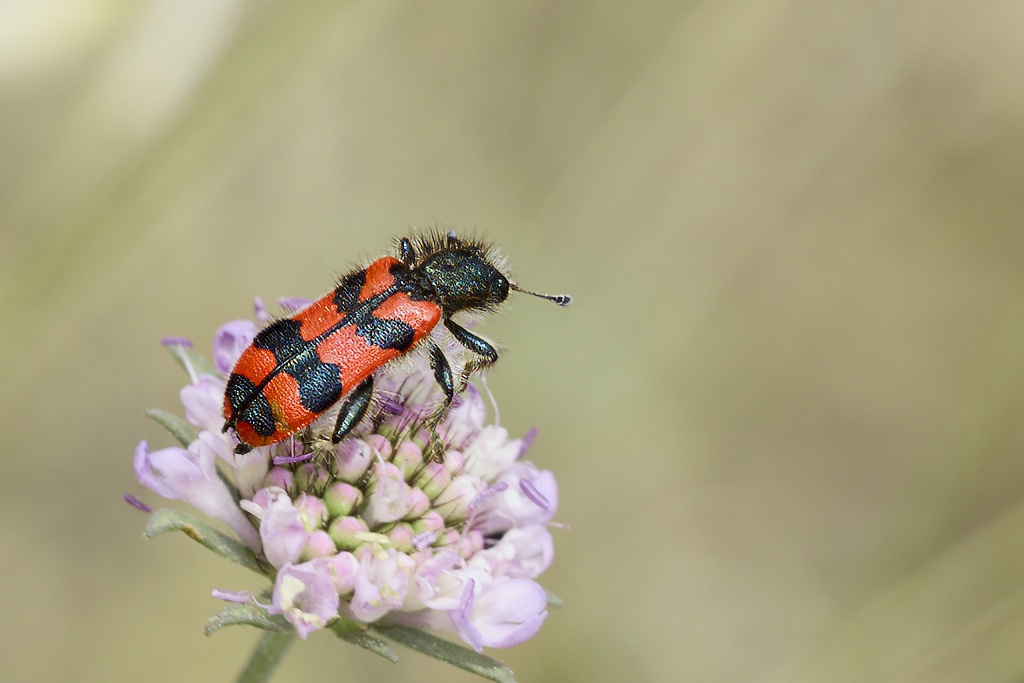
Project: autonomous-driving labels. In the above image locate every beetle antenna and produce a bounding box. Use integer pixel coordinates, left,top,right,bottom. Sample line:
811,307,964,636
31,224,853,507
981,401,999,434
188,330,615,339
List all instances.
510,283,572,307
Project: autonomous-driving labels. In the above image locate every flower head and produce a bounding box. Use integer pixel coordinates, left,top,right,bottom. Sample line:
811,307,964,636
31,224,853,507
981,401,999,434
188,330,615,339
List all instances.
134,300,560,652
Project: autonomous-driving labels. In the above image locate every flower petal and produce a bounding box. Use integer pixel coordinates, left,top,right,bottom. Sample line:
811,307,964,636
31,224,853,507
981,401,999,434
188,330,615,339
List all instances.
212,320,257,374
256,487,309,569
133,438,261,551
469,525,554,579
462,426,521,481
180,374,227,433
348,548,416,623
466,578,549,650
270,559,340,639
471,463,558,535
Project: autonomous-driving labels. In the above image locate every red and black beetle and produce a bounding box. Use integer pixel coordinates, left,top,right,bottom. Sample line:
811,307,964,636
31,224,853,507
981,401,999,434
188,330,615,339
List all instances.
222,231,570,454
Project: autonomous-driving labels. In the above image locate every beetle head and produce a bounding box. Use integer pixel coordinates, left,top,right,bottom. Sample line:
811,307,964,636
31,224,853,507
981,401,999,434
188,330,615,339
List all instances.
420,247,510,314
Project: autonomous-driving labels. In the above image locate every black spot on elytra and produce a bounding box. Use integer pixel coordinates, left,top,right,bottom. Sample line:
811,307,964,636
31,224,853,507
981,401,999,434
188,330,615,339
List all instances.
226,373,276,437
287,352,343,413
254,319,308,358
333,270,366,313
354,313,415,351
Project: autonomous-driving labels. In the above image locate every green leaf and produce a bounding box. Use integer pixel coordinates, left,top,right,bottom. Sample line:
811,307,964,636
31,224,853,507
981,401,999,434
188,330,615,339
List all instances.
330,618,399,663
545,591,564,608
374,625,517,683
144,508,263,574
236,631,296,683
164,340,220,378
145,408,199,446
206,600,290,635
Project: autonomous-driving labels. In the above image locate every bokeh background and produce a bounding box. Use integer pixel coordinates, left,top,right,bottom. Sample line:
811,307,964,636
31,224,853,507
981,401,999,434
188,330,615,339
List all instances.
3,1,1024,682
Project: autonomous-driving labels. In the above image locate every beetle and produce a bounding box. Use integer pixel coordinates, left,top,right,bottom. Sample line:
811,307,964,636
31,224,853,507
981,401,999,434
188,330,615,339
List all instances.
222,231,570,454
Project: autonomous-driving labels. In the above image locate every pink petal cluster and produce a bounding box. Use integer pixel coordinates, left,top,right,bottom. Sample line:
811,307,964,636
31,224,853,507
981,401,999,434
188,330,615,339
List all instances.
134,300,558,651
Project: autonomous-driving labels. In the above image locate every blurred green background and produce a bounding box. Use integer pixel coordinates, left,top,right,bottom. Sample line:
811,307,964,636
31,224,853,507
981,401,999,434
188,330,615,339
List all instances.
2,1,1024,682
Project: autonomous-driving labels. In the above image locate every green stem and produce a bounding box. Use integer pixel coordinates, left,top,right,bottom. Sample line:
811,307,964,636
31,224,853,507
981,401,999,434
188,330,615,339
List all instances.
236,631,297,683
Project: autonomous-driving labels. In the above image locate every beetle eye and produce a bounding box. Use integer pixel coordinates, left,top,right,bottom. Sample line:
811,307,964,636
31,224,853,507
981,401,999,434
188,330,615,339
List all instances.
489,273,510,303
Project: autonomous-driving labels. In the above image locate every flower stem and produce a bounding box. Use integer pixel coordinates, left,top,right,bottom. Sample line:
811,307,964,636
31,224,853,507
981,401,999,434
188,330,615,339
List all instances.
236,631,296,683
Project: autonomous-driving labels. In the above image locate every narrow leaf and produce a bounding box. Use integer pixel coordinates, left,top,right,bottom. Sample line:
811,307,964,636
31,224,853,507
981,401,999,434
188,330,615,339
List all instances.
545,591,564,608
206,601,290,635
144,508,262,574
330,619,399,663
145,408,199,447
374,625,517,683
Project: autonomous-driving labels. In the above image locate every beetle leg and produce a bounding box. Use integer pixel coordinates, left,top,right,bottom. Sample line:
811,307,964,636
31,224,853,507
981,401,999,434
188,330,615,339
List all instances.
331,377,374,443
444,318,499,364
421,342,456,461
443,317,499,390
428,341,455,404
